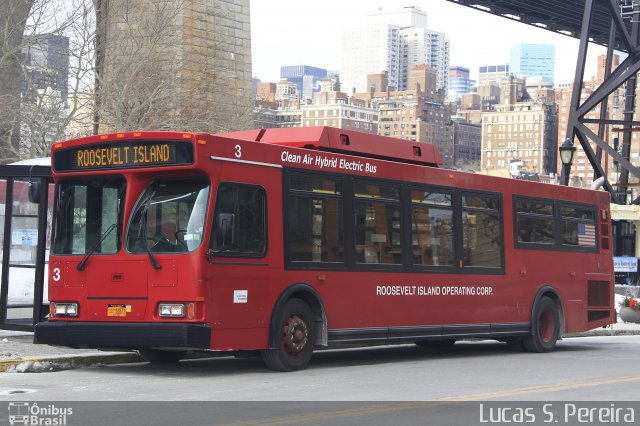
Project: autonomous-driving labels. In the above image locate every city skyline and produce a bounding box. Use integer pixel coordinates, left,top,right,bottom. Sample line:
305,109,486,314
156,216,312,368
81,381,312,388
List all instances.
250,0,607,85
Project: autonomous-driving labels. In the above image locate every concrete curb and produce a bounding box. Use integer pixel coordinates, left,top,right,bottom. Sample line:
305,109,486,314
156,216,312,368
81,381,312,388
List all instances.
566,329,640,338
0,352,142,373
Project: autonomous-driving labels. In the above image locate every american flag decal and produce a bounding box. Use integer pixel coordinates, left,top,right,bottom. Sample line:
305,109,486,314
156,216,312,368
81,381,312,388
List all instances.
578,223,596,247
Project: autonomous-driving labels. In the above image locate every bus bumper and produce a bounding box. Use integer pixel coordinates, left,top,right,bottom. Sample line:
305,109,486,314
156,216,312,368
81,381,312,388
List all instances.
34,321,211,350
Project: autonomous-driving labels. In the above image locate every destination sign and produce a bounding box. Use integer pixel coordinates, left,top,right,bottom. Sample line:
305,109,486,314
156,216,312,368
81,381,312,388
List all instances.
54,140,194,172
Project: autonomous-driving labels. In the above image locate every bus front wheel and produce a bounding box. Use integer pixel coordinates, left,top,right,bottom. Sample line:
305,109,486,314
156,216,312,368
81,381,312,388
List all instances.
522,296,560,353
261,298,316,371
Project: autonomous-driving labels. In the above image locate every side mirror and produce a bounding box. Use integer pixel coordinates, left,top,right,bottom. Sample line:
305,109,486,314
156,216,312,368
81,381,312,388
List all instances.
29,181,42,203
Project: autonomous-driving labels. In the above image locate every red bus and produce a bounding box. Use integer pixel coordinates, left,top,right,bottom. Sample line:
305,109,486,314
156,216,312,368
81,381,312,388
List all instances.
35,127,614,371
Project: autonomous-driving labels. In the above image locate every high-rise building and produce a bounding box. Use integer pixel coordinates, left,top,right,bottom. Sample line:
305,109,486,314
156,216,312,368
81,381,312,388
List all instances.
597,54,621,81
253,78,378,132
340,6,449,95
21,34,69,105
510,44,555,83
301,100,378,134
280,65,328,102
366,6,428,28
275,80,299,107
448,66,475,102
479,69,558,177
452,118,481,170
478,64,510,84
341,22,400,94
481,100,558,176
20,33,70,157
426,30,449,95
351,66,460,166
474,70,526,111
499,74,528,106
398,27,428,91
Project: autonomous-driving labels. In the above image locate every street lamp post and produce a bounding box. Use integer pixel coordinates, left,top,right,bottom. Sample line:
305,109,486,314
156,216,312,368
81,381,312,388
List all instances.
559,138,576,186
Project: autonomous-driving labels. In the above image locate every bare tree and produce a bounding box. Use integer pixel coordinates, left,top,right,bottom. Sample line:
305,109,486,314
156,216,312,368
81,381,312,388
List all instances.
1,0,254,163
1,0,96,161
0,0,35,162
55,0,97,140
95,0,253,134
95,0,188,132
454,158,481,173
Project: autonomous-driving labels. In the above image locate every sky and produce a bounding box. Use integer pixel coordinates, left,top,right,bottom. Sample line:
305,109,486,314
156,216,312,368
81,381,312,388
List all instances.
249,0,608,85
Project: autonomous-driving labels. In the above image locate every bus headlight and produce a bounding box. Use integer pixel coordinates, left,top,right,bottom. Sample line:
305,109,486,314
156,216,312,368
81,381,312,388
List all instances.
53,303,78,317
159,303,185,318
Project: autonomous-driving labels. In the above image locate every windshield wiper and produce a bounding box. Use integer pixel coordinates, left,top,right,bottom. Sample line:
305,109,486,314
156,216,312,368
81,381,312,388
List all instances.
136,189,162,270
76,223,117,271
146,243,162,270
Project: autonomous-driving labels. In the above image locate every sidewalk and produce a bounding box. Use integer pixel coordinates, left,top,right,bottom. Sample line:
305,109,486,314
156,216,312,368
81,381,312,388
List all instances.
2,319,640,373
0,330,141,373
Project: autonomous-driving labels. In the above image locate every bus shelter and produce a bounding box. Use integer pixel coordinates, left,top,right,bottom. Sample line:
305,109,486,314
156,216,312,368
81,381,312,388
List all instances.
611,203,640,286
0,161,52,331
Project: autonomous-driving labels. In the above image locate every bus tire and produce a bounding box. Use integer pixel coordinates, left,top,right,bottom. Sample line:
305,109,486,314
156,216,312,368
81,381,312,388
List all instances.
522,296,560,353
261,298,316,371
139,348,186,364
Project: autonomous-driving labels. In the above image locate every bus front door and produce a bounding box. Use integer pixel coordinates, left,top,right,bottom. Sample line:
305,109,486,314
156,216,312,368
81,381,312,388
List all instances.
206,164,279,350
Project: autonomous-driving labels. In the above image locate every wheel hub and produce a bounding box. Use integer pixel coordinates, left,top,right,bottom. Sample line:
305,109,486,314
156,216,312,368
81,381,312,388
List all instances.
282,315,309,355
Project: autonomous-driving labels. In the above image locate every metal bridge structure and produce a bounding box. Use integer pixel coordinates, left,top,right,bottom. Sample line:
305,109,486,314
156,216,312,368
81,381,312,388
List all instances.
449,0,640,204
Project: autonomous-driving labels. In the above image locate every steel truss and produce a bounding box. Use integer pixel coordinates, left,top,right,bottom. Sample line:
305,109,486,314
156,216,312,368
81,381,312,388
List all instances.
450,0,640,204
566,0,640,203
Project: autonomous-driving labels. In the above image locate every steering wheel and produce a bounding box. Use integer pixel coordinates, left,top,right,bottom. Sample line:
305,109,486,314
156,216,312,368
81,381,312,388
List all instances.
147,233,170,244
146,233,172,251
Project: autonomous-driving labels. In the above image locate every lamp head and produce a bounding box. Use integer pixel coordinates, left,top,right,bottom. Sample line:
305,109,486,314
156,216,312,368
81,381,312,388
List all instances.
559,138,576,166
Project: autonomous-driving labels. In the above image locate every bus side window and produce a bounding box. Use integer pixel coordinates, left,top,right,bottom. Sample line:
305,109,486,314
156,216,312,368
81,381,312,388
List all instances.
513,196,597,253
461,193,502,268
560,205,596,249
287,174,344,264
353,181,401,265
211,183,266,257
514,199,555,245
410,189,454,267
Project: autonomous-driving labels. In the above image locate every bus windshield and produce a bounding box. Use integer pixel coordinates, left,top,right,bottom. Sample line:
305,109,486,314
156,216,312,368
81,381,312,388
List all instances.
126,178,209,253
53,177,126,255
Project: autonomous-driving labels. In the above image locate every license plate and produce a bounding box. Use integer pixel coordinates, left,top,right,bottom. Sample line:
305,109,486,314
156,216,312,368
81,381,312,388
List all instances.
107,304,127,317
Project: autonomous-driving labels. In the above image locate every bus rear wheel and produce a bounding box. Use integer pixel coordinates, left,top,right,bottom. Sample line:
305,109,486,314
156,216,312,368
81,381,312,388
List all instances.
139,348,186,364
522,296,560,353
261,298,316,371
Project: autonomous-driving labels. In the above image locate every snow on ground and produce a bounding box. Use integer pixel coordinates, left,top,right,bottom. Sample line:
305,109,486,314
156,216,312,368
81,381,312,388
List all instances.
6,360,71,373
616,293,626,312
614,287,640,315
4,264,49,305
